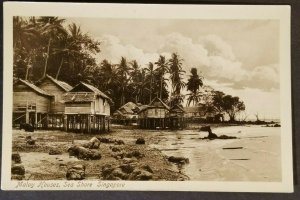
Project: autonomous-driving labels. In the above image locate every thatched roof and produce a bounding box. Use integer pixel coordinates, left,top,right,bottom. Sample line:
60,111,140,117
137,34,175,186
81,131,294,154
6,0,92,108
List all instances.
14,79,53,97
36,74,73,92
170,104,185,113
138,97,170,113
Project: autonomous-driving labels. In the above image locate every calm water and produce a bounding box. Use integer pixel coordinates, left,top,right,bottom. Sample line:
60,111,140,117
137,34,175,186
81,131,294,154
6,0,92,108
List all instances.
149,125,281,181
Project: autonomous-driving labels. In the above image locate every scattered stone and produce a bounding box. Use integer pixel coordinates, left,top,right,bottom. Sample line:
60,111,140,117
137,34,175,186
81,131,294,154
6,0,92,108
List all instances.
126,150,144,159
136,138,145,145
66,164,85,180
114,140,125,145
168,156,189,164
110,146,121,152
11,175,24,180
12,152,21,164
68,145,101,160
129,169,152,180
11,164,25,175
49,148,62,155
141,164,153,173
84,137,101,149
25,136,32,140
97,137,111,143
26,139,36,145
20,123,34,132
120,164,135,174
59,163,67,167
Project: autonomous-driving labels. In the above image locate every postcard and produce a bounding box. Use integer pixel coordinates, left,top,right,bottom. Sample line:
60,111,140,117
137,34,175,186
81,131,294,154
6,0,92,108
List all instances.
2,2,293,192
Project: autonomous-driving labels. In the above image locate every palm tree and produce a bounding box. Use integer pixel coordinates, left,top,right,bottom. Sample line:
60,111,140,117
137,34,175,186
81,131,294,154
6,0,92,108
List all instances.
168,53,186,106
155,55,169,99
186,68,203,106
53,23,84,79
144,62,155,103
117,57,132,105
38,17,67,78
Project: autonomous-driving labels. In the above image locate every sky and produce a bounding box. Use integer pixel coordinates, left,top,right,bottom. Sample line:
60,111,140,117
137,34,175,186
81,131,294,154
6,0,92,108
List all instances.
66,18,280,120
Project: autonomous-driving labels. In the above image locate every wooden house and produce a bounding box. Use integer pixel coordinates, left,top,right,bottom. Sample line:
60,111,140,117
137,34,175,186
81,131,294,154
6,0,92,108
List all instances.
36,74,72,129
137,97,170,129
112,102,138,124
63,82,112,133
169,104,186,129
13,79,53,128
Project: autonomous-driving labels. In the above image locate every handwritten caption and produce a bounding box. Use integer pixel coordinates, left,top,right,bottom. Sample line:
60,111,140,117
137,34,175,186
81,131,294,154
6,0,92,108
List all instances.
15,181,126,189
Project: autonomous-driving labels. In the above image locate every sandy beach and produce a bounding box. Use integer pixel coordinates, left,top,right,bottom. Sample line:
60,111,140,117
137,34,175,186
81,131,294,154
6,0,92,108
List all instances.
11,125,281,181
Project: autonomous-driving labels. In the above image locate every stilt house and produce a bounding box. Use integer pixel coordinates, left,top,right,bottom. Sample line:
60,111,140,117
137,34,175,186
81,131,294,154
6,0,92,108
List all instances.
169,104,186,129
63,82,112,133
112,102,138,124
13,79,53,128
138,97,170,129
36,75,72,129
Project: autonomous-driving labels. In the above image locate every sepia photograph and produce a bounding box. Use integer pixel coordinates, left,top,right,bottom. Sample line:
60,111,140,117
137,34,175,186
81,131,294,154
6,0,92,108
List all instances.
2,2,293,192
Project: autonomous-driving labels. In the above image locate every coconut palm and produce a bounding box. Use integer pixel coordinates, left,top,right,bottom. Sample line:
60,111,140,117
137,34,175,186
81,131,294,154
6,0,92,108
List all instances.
117,57,132,105
186,68,203,106
155,55,169,99
144,62,155,103
38,17,67,78
168,53,186,106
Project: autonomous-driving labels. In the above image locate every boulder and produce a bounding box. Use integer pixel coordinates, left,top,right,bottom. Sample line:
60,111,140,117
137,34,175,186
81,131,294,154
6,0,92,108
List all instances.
136,138,145,145
11,164,25,175
126,150,144,159
168,156,189,164
20,123,34,132
97,137,111,143
26,139,36,145
88,137,100,149
12,152,21,164
68,145,101,160
101,164,115,179
49,148,62,155
66,164,85,180
129,169,152,180
120,164,135,174
11,175,24,180
114,140,125,145
141,164,153,173
110,146,121,152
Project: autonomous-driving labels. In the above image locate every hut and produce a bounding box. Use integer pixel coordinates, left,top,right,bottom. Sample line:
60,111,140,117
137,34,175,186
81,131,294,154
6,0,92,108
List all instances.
137,97,170,129
35,74,72,129
63,82,112,133
168,104,186,129
112,102,138,125
13,79,53,128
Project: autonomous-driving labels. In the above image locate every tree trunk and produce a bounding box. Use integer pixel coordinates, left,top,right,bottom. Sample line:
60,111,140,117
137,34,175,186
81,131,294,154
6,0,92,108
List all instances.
149,78,152,103
43,37,51,78
25,66,30,80
56,57,64,79
160,76,163,99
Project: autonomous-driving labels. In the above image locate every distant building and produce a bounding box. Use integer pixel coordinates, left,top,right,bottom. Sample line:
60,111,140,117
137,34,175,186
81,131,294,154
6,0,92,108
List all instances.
13,79,53,128
36,74,72,129
112,102,138,124
169,104,186,129
63,81,112,133
184,104,224,122
138,97,170,129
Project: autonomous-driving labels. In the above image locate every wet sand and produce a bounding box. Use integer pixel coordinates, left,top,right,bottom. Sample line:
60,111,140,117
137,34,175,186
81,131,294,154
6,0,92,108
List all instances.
12,125,281,181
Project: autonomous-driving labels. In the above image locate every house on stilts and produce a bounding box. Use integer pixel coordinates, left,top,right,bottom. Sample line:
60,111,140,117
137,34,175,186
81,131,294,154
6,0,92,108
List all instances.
63,82,112,133
35,74,72,129
169,104,186,129
137,97,170,129
13,79,53,128
112,102,139,125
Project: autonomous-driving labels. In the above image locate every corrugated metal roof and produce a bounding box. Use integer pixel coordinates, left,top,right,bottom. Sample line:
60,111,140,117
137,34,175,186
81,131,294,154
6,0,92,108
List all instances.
15,79,53,97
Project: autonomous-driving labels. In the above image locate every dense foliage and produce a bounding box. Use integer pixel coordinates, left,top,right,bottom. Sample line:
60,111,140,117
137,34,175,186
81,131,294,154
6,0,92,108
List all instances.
13,16,246,120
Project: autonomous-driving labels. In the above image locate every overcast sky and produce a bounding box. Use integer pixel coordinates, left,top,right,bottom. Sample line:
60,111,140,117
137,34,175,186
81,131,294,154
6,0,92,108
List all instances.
66,18,280,120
